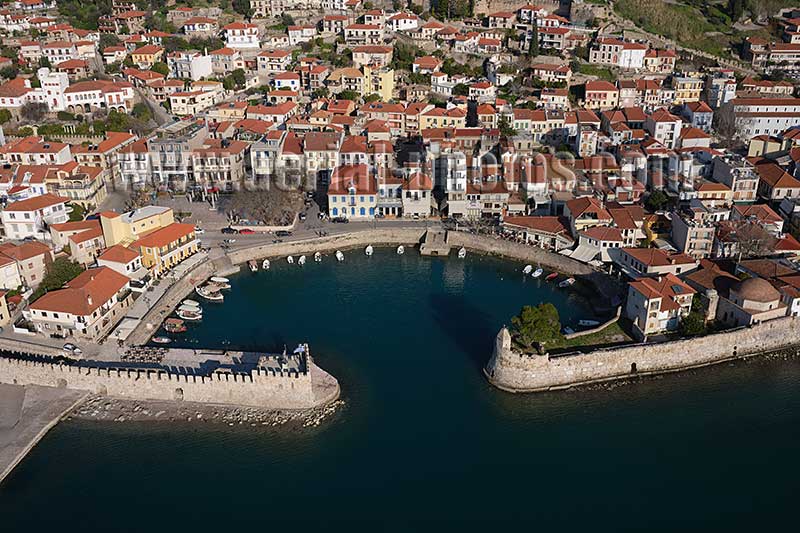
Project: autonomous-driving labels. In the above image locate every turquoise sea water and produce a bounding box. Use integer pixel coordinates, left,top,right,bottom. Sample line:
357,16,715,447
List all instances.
1,250,799,531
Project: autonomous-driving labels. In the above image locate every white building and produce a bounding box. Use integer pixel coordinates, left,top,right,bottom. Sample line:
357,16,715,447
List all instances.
222,22,260,49
1,193,69,241
167,50,213,81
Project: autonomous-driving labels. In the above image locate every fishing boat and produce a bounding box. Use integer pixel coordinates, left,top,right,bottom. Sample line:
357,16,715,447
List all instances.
177,309,203,321
522,265,533,275
248,260,258,272
365,245,374,256
195,285,224,301
458,247,466,259
287,255,294,264
335,250,344,262
314,252,322,262
164,318,187,334
545,272,558,282
208,280,230,290
532,268,543,278
578,319,601,327
262,259,270,270
182,299,200,307
298,255,307,266
558,277,576,288
178,303,202,314
152,336,172,344
210,276,229,284
397,245,404,255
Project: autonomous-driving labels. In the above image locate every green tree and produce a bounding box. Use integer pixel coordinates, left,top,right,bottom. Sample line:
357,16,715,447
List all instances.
433,0,472,20
337,90,360,101
453,83,470,96
680,296,707,336
0,109,11,125
644,189,669,212
231,68,246,88
363,93,381,103
132,102,151,121
232,0,253,17
528,24,539,57
150,62,169,76
30,258,86,302
498,114,517,137
511,303,564,349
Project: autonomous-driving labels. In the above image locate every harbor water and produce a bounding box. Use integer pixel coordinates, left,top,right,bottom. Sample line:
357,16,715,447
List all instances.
1,249,798,530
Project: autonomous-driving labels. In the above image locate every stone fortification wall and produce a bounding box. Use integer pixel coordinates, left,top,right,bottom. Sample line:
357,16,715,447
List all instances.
447,232,593,275
486,317,800,392
0,355,339,410
226,228,427,265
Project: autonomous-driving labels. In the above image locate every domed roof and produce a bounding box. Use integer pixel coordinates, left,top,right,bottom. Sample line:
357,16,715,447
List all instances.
732,277,780,303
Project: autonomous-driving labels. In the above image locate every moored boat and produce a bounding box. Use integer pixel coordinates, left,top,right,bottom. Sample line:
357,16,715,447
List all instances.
287,255,294,264
523,265,533,275
248,260,258,272
177,309,202,321
298,255,307,265
578,319,601,327
182,299,200,307
365,245,374,256
164,318,187,334
178,303,202,313
458,247,466,258
397,245,404,255
262,259,270,269
152,336,172,344
335,250,344,262
314,252,322,262
210,276,229,284
195,285,224,301
532,268,543,278
558,277,576,288
545,272,558,282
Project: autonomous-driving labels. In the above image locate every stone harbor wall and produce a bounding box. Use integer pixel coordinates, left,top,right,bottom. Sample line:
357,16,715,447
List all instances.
0,355,339,410
485,317,800,392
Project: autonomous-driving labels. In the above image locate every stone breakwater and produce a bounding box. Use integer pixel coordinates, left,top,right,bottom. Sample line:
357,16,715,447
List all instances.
485,317,800,393
0,354,340,410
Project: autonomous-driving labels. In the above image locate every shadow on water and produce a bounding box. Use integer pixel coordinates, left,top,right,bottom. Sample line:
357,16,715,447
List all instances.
429,292,496,371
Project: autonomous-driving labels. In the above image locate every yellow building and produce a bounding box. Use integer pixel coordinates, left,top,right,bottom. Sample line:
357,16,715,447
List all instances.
363,65,395,102
46,163,108,209
672,76,703,105
420,106,467,130
99,206,175,247
129,222,200,277
131,44,165,69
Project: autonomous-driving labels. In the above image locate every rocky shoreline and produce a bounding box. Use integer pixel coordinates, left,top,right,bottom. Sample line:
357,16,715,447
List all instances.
68,395,345,429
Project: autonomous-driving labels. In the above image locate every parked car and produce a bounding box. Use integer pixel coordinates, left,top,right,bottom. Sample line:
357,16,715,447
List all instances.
332,216,349,223
63,343,82,355
275,230,292,237
238,228,256,235
194,226,205,235
223,238,236,244
221,227,238,234
298,212,307,222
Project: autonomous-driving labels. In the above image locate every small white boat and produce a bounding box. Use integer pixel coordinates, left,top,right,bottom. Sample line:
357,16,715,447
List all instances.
365,245,374,256
177,309,202,321
335,250,344,262
532,268,543,278
298,255,307,266
182,299,200,307
262,259,270,270
210,276,229,284
578,319,601,327
287,256,294,264
562,327,575,335
558,277,576,288
458,247,466,259
152,336,172,344
178,303,202,313
397,245,404,255
195,286,224,301
314,252,322,262
522,265,533,275
248,260,258,272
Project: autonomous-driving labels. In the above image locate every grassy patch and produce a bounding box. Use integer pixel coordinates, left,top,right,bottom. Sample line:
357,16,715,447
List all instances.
575,63,615,81
548,321,633,352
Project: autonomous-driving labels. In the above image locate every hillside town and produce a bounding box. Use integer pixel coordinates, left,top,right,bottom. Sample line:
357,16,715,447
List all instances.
0,0,797,346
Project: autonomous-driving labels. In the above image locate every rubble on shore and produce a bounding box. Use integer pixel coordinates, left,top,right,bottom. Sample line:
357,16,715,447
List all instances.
68,395,344,429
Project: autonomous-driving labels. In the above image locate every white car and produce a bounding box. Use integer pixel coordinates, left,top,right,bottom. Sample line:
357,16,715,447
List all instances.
63,343,82,355
194,226,205,235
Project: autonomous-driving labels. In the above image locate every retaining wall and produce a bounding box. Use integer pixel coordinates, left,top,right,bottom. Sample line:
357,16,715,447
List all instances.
485,317,800,392
0,355,339,410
